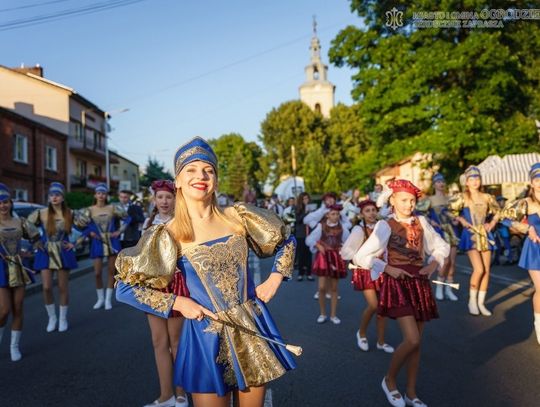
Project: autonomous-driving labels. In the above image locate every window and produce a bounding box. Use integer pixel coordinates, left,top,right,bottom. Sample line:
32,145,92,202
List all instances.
93,131,99,150
314,103,321,114
71,121,83,142
14,189,28,201
76,160,87,177
45,146,57,171
13,134,28,164
112,166,119,176
94,165,102,176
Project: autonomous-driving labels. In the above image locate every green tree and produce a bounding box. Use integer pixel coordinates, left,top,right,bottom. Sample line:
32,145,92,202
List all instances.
259,101,326,186
329,0,540,182
209,133,263,199
140,158,173,187
301,143,328,194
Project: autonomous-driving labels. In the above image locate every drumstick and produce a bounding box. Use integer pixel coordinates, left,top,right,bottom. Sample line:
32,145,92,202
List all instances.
205,316,303,356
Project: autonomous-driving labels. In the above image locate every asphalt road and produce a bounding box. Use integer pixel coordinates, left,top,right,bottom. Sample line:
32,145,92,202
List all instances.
0,254,539,406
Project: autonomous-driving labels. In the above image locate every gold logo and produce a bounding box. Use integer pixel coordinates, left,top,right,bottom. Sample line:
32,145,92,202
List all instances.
385,7,404,30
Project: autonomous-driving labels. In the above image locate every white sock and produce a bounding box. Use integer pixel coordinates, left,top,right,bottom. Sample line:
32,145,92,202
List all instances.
59,305,68,320
10,330,22,361
45,303,56,318
96,288,105,300
478,290,488,305
469,289,478,303
534,313,540,344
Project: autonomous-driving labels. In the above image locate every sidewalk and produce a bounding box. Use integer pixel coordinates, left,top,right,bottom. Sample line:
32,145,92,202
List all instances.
455,253,531,289
25,257,94,296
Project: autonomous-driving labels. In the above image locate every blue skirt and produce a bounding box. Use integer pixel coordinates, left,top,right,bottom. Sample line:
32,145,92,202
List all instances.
173,298,296,396
458,228,496,252
34,247,78,271
519,238,540,270
89,237,121,258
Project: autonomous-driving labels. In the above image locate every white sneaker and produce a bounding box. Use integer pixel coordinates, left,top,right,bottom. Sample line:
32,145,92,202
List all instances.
313,292,319,300
93,298,104,309
478,303,492,316
326,293,331,299
405,395,428,407
330,316,341,325
316,315,327,324
46,316,57,332
356,331,369,351
10,345,22,362
468,301,479,316
445,286,458,301
377,343,395,353
175,395,188,407
143,396,176,407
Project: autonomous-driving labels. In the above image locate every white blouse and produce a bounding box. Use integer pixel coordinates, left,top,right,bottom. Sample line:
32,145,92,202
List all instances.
340,223,375,261
305,221,351,254
303,204,352,230
352,215,449,281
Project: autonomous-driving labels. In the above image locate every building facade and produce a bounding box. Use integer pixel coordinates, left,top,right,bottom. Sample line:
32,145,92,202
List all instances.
0,65,108,195
110,150,140,193
0,107,68,203
299,19,335,118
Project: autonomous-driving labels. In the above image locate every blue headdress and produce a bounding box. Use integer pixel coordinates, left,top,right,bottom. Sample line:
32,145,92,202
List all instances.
48,182,65,196
174,137,218,177
95,183,109,193
0,183,10,202
432,173,445,183
464,166,481,179
530,163,540,181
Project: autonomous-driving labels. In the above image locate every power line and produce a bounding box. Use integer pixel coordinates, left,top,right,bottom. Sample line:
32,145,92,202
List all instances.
0,0,149,31
0,0,76,13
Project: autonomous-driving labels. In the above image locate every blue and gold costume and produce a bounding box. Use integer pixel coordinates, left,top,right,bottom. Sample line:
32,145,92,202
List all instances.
448,167,499,252
115,137,296,396
501,163,540,270
78,184,130,258
28,183,79,271
0,183,40,287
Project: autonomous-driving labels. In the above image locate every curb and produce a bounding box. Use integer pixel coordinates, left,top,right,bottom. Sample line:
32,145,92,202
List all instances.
455,264,531,290
25,263,94,296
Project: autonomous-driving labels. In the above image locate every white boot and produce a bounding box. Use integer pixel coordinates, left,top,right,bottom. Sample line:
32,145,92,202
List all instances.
93,288,105,309
534,313,540,345
468,289,479,315
10,330,22,362
445,285,458,301
435,282,444,301
58,305,69,332
105,288,114,310
477,291,492,316
45,304,57,332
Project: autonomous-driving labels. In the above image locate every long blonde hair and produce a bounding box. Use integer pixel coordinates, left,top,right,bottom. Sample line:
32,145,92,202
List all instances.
167,189,244,243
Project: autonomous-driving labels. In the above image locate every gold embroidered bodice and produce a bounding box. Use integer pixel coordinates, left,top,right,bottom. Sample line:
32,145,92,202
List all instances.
0,219,24,255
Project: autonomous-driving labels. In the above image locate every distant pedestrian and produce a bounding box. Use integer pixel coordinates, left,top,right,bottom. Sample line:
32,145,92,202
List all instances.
119,190,145,249
295,192,314,281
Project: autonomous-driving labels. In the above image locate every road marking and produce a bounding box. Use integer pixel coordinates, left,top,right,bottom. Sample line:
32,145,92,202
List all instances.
264,388,273,407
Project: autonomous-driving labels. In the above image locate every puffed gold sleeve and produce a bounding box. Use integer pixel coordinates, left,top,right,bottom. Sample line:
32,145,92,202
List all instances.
447,193,465,218
486,194,501,220
21,217,40,242
73,207,91,229
26,209,41,226
115,224,179,289
232,202,290,257
113,203,128,219
501,198,529,234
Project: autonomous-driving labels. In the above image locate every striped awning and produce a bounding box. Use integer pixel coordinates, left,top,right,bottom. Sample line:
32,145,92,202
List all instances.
480,153,540,185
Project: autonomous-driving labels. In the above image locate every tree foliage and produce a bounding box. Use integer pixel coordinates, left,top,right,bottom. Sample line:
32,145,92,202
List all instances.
209,133,263,199
329,0,540,182
140,158,173,187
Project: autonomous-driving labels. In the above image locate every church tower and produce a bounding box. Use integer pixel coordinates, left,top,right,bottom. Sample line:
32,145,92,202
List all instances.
299,17,335,118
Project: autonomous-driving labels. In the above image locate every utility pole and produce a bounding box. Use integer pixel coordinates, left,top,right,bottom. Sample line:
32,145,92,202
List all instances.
291,145,298,197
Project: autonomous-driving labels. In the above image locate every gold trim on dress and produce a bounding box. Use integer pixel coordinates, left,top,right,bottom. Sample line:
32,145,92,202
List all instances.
275,240,295,278
133,286,175,314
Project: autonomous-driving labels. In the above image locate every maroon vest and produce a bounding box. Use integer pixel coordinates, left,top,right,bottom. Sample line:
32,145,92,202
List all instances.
387,218,424,267
320,222,343,250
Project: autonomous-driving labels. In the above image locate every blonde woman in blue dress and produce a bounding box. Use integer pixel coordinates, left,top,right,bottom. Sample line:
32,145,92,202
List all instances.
115,137,296,407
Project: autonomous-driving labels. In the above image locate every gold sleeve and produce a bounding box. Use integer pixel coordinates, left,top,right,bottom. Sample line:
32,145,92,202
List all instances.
26,209,41,226
486,194,501,220
115,224,179,289
447,193,465,218
501,198,529,234
233,202,290,257
73,207,91,229
113,203,128,219
21,217,40,242
415,198,431,215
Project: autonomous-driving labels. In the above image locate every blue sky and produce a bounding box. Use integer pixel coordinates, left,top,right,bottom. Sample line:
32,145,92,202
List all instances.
1,0,361,171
